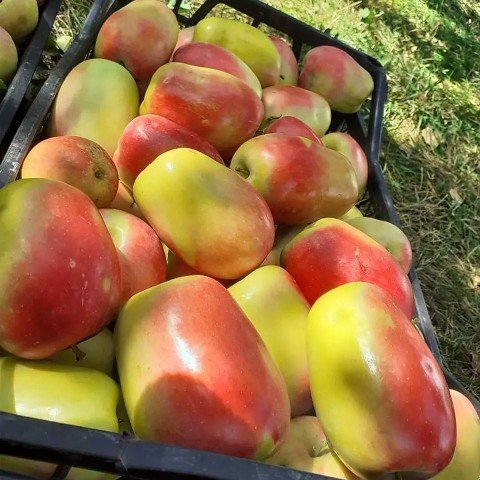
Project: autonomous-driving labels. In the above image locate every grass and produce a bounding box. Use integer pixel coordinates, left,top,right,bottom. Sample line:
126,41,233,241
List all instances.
51,0,479,397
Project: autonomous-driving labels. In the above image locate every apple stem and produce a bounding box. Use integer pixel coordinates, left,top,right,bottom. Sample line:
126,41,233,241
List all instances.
70,344,86,362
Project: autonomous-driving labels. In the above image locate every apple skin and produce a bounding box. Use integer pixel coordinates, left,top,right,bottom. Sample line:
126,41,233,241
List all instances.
113,114,223,190
262,85,331,137
171,26,195,58
108,181,145,220
265,416,360,479
94,0,179,83
281,218,414,318
299,46,374,114
339,206,363,221
429,390,480,480
48,329,115,377
48,59,139,156
133,148,274,280
265,116,322,144
346,217,413,273
194,17,280,88
172,42,262,97
0,0,38,43
100,209,167,306
115,275,290,459
229,265,312,417
0,179,121,359
230,134,358,225
140,62,264,159
307,282,456,479
322,132,368,194
21,136,119,208
269,35,298,86
0,26,17,83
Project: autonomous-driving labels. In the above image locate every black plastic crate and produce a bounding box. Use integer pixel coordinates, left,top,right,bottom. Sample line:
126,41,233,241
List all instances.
0,0,478,479
0,0,63,154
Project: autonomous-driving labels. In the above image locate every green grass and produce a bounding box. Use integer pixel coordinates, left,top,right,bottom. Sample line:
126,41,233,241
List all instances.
51,0,479,397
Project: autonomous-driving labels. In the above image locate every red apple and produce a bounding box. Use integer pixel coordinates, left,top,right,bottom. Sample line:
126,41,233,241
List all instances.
171,26,195,58
115,275,290,459
113,114,223,190
265,116,322,144
21,136,119,208
269,35,298,86
100,209,167,306
231,134,358,225
281,218,414,318
0,179,121,359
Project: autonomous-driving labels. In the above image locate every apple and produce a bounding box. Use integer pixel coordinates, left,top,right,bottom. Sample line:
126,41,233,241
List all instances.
322,132,368,194
108,181,145,220
0,0,38,42
21,136,119,208
346,217,413,273
262,85,331,137
113,114,223,190
133,148,274,280
48,59,139,156
262,225,307,266
339,206,363,221
269,35,298,86
0,26,17,84
229,265,312,416
48,329,115,376
299,46,374,113
281,218,414,318
94,0,179,84
231,134,358,225
115,275,290,459
265,116,322,144
0,178,121,359
172,42,262,97
171,26,195,58
140,62,264,159
194,17,280,87
429,390,480,480
307,282,455,478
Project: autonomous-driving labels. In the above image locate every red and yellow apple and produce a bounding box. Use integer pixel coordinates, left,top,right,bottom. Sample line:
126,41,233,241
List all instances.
0,178,121,359
265,116,322,144
0,0,38,42
262,85,331,137
307,282,456,479
100,208,167,306
108,181,145,220
21,136,119,208
140,62,263,158
269,35,298,86
281,218,414,317
114,114,223,189
230,134,358,225
133,148,274,279
171,26,195,58
229,265,311,416
115,275,290,459
299,46,374,113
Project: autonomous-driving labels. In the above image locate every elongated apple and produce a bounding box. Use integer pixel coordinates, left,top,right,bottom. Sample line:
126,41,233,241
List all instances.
429,390,480,480
194,17,280,87
262,85,331,137
269,36,298,86
141,62,263,158
281,218,414,317
322,132,368,194
231,134,358,225
115,275,290,459
299,46,374,113
133,148,274,279
307,282,455,479
100,209,167,306
346,217,413,273
0,179,121,359
172,42,262,97
229,266,311,416
114,114,223,190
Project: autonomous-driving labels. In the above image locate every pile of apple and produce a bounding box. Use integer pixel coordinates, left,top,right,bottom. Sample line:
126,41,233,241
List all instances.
0,0,43,90
0,1,479,480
